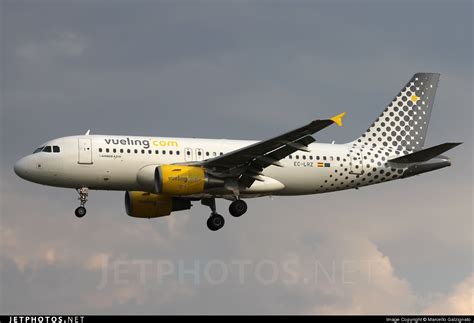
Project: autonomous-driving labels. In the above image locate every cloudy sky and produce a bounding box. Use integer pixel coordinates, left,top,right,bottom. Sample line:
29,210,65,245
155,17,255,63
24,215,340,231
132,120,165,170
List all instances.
1,0,472,314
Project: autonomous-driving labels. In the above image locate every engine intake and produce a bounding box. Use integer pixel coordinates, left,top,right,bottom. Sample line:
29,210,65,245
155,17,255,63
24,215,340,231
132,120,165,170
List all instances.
125,191,191,218
155,165,224,195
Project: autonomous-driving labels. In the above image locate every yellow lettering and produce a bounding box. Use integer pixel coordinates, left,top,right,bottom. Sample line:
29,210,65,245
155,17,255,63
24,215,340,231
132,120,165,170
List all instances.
151,139,179,147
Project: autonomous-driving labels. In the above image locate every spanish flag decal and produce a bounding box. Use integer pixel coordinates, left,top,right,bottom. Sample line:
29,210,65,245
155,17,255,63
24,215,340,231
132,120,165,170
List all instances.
317,162,331,168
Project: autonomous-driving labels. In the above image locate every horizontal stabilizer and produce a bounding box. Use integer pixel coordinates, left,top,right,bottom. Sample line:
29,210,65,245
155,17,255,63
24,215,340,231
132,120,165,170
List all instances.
388,142,462,164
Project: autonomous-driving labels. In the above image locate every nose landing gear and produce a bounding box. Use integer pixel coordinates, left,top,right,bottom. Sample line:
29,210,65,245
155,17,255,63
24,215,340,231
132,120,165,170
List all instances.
75,187,89,218
75,206,86,217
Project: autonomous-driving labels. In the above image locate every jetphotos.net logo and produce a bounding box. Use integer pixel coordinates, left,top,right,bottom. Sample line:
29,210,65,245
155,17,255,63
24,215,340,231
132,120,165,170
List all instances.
104,137,179,149
8,317,84,323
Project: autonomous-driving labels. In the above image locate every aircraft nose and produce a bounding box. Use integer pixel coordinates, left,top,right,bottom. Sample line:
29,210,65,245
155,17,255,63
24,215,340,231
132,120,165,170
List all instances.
14,157,30,179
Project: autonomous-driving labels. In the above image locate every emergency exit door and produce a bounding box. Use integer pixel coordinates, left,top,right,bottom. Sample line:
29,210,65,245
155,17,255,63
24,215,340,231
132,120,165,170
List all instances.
349,148,363,175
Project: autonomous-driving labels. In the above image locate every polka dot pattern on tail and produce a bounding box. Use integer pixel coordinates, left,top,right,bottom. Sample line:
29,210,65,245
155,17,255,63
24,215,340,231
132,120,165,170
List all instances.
353,73,440,154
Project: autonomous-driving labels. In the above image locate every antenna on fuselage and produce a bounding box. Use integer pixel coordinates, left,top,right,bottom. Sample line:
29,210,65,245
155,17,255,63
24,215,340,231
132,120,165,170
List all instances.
85,129,91,135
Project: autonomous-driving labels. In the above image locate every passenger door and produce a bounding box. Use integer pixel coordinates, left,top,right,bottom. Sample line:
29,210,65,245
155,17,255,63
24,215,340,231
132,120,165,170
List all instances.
78,138,93,164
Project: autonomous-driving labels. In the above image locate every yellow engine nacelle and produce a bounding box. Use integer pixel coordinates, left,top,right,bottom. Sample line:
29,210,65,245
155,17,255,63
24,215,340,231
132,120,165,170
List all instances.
155,165,224,196
124,191,191,218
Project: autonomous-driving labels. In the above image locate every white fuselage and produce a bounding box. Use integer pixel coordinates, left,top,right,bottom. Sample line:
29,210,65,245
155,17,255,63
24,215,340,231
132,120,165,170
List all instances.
14,134,419,197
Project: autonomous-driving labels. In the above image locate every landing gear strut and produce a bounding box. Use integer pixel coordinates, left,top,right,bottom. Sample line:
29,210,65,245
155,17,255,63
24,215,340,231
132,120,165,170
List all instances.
229,199,247,217
75,187,89,218
202,198,225,231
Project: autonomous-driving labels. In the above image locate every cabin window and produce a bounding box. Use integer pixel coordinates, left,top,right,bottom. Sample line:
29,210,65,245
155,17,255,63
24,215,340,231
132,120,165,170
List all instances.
141,150,145,154
295,155,299,160
134,149,138,154
169,150,173,155
99,148,103,153
206,152,210,157
148,150,152,154
289,155,292,159
220,152,223,156
302,155,306,160
120,149,124,153
106,148,110,153
323,156,327,161
113,148,116,153
330,156,334,161
337,157,340,161
127,149,131,153
186,151,191,156
213,152,217,156
155,150,159,154
309,155,313,160
176,151,180,155
197,151,202,156
162,150,166,155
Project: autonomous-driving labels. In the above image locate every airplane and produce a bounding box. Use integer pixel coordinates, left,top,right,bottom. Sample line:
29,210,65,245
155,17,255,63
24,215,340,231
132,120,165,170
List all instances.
14,73,461,231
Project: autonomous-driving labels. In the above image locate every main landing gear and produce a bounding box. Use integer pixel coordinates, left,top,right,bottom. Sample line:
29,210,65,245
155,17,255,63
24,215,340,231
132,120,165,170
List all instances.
202,198,224,231
229,199,247,217
202,198,248,231
74,187,89,218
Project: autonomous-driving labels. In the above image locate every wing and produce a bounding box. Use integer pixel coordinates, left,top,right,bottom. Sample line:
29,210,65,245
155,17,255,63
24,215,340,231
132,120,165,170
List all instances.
200,112,346,187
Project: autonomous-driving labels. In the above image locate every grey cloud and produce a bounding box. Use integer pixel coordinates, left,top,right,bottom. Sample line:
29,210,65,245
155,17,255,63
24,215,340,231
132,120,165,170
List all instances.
1,171,472,314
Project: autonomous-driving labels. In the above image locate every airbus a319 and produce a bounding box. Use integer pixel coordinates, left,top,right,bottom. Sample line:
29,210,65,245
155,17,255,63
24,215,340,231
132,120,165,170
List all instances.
14,73,461,231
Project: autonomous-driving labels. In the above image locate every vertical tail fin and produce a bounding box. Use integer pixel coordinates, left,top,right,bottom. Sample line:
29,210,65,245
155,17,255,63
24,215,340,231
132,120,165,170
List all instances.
353,73,440,154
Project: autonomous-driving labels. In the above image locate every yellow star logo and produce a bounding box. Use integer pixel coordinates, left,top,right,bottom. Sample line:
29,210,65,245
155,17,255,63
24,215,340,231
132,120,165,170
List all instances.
411,95,420,103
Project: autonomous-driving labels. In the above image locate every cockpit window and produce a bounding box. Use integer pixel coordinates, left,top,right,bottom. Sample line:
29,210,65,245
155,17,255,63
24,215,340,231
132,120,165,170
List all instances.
32,145,59,153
